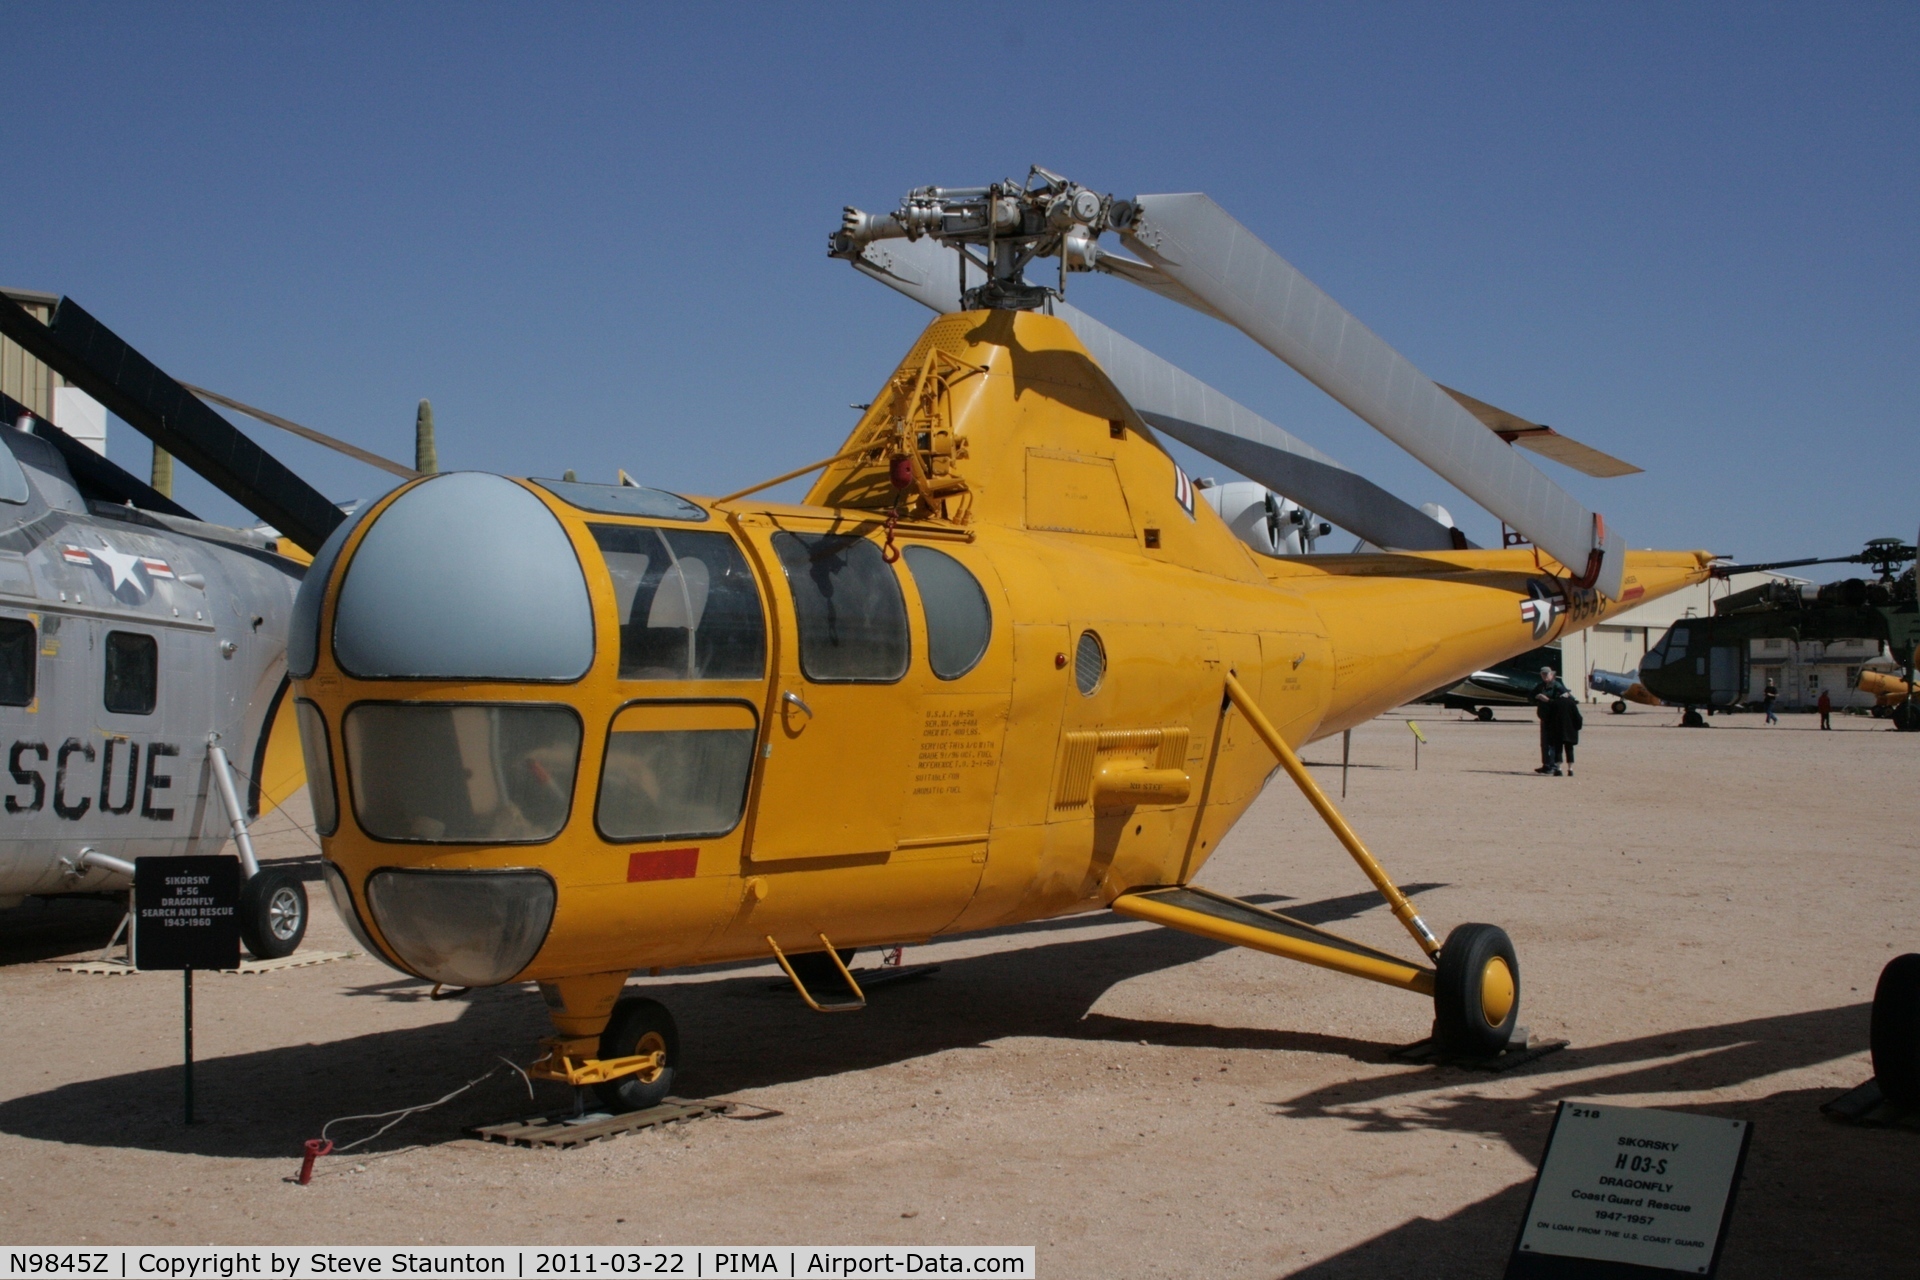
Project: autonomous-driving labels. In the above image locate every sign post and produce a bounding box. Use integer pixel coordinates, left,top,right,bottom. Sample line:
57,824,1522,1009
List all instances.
1508,1100,1752,1278
133,856,240,1126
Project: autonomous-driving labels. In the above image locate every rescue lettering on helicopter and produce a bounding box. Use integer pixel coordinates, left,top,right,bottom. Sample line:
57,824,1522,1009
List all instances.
5,738,179,821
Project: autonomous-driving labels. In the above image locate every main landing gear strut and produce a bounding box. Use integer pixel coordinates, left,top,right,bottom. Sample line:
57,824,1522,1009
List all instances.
1218,674,1520,1056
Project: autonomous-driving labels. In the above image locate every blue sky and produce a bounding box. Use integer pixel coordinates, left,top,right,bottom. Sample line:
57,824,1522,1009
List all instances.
6,4,1914,574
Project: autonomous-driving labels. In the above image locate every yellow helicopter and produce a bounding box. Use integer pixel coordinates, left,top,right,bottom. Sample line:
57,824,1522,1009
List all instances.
28,172,1713,1111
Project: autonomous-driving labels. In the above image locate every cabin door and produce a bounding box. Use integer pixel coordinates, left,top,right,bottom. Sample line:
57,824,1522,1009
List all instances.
742,524,917,861
1708,645,1744,707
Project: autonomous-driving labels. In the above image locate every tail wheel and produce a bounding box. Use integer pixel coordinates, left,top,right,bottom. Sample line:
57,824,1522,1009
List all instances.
1434,923,1520,1057
595,996,680,1113
238,868,308,960
1871,954,1920,1108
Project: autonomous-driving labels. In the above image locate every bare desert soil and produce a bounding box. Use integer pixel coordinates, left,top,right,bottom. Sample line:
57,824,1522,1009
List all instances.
0,706,1913,1278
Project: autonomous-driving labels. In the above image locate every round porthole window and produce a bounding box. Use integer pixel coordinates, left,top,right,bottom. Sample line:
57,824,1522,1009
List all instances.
1074,629,1105,695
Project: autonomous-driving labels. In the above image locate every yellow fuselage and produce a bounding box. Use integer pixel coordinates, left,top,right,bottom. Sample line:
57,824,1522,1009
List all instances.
298,311,1708,1021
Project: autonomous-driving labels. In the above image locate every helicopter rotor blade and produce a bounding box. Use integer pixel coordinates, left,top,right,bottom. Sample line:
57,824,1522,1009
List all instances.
182,383,420,480
1116,193,1623,596
841,236,1465,551
0,294,344,554
1054,302,1467,551
1434,384,1642,479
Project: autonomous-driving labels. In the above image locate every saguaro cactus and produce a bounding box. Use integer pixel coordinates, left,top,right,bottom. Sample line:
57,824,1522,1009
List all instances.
151,444,173,497
415,399,438,474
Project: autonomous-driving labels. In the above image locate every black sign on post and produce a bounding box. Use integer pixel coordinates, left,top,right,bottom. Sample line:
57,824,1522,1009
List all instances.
134,855,241,971
134,856,241,1125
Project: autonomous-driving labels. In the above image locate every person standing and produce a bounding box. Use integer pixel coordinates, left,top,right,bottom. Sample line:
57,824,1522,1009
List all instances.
1763,678,1779,725
1818,687,1832,730
1549,688,1584,775
1533,665,1570,775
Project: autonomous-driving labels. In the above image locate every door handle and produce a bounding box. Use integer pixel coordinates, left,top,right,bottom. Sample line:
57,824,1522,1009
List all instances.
782,690,814,720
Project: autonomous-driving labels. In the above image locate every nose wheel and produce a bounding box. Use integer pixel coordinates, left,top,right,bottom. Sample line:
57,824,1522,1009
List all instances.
1433,923,1519,1056
594,996,681,1113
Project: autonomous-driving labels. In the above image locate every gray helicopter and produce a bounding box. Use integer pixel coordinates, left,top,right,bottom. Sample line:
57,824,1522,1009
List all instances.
0,292,418,961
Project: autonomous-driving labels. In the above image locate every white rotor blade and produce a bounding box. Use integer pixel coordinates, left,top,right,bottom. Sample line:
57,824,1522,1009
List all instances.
844,238,1460,551
1120,193,1624,597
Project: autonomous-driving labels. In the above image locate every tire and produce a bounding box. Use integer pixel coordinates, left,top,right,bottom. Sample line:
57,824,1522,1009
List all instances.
595,996,681,1113
1612,700,1627,715
1892,702,1920,732
1871,954,1920,1108
786,947,858,991
1433,923,1520,1058
1475,706,1493,722
238,868,308,960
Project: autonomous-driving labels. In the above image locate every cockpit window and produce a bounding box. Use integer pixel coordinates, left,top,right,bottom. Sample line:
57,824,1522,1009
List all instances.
333,474,593,682
1642,626,1688,671
343,702,581,843
589,526,765,681
0,436,30,505
532,479,707,522
772,532,909,684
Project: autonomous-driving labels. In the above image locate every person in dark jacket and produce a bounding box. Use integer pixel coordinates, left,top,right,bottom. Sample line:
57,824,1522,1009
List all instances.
1818,687,1832,729
1547,691,1584,775
1533,666,1571,774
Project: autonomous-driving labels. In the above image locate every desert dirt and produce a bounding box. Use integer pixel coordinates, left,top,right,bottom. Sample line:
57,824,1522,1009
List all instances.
0,705,1913,1277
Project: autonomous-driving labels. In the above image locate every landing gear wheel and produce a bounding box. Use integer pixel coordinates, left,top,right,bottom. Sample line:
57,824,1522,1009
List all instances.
1870,954,1920,1108
1433,923,1519,1058
595,996,680,1113
238,868,307,960
1612,699,1627,715
1891,702,1920,732
1475,706,1493,722
787,948,858,989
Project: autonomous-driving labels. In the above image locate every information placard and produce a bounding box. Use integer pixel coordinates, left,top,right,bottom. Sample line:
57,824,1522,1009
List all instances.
1508,1100,1751,1278
134,854,240,971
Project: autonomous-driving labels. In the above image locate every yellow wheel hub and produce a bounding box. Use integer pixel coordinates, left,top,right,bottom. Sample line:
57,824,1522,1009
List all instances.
634,1030,667,1083
1480,957,1516,1027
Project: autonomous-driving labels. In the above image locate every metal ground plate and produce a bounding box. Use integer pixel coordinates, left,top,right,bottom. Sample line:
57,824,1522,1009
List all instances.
1821,1079,1920,1131
468,1099,726,1149
1391,1031,1569,1073
56,950,355,976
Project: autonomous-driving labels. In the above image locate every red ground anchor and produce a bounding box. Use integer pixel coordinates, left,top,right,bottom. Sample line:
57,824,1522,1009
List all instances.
297,1138,333,1186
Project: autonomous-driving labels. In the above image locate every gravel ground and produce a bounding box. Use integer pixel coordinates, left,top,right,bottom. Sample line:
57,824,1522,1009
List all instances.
0,705,1913,1278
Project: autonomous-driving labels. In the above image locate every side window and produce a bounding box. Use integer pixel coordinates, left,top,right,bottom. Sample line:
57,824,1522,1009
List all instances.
597,702,758,842
590,526,765,680
902,546,991,680
771,532,909,683
103,631,157,715
0,617,35,706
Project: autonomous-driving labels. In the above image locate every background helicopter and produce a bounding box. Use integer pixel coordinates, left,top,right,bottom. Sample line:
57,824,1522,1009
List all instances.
4,171,1709,1115
0,292,439,958
1628,537,1918,728
0,381,311,958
